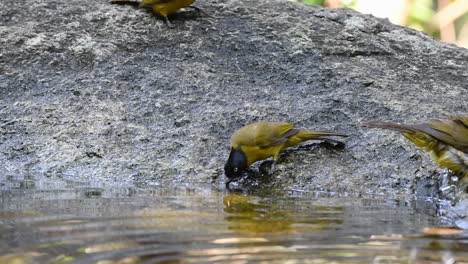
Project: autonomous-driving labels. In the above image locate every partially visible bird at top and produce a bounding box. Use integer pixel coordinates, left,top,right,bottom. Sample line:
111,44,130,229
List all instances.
110,0,203,27
363,115,468,182
224,121,349,189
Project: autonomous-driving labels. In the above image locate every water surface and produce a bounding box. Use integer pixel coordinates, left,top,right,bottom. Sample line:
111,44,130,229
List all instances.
0,185,467,263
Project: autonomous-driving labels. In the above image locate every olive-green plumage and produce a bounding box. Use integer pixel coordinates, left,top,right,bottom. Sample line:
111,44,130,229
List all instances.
364,116,468,180
224,122,348,182
141,0,195,19
111,0,197,26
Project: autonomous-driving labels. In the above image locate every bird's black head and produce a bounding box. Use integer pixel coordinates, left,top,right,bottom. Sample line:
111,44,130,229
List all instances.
224,147,248,179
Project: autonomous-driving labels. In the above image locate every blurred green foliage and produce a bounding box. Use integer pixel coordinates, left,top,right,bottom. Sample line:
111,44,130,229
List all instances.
408,0,437,36
303,0,325,5
293,0,468,47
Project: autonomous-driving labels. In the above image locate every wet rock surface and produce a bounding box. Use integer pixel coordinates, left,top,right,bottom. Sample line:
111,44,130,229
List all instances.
0,0,467,217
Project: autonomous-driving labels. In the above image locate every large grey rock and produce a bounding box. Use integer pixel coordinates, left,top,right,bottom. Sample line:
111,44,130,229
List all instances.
0,0,467,201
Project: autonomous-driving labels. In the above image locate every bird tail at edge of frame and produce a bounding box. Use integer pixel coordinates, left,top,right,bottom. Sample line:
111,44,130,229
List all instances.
362,121,416,134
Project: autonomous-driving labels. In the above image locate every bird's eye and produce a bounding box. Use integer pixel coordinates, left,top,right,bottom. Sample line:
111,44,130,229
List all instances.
234,168,238,172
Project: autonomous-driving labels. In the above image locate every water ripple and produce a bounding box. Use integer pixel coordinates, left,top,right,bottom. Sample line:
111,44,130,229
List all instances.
0,188,467,263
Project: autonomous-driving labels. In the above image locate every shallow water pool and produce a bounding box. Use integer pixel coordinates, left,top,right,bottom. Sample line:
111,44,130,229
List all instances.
0,185,467,263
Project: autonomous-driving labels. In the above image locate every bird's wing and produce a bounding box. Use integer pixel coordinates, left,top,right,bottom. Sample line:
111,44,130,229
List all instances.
231,122,299,148
447,116,468,152
417,116,468,153
254,122,299,148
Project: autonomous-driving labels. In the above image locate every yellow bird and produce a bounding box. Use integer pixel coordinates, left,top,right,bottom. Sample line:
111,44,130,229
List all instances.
111,0,198,26
363,116,468,181
224,122,349,187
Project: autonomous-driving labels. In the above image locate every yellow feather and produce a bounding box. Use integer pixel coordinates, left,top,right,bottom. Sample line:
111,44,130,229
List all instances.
230,122,347,166
364,116,468,179
143,0,195,17
111,0,197,26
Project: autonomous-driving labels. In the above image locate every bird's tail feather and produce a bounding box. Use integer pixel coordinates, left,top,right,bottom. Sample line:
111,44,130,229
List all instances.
296,130,349,140
283,129,347,148
362,121,416,133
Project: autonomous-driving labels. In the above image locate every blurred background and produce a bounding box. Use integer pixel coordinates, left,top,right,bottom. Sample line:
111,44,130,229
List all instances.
291,0,468,48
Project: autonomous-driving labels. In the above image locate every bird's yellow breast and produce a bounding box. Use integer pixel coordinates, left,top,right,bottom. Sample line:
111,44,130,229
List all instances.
402,132,437,150
145,0,195,17
240,145,283,166
403,131,467,179
430,146,468,178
